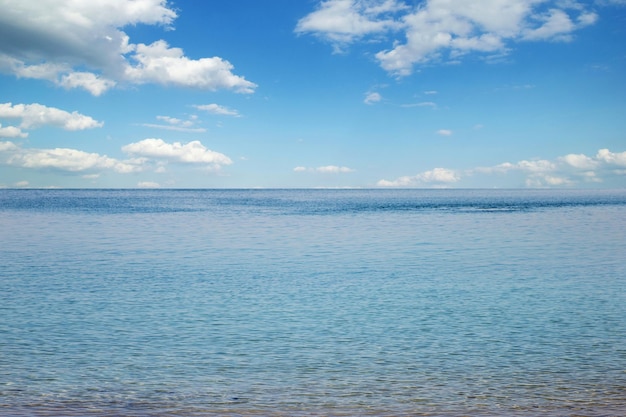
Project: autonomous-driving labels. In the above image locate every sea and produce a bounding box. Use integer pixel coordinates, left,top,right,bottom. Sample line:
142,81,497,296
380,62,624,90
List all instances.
1,188,625,417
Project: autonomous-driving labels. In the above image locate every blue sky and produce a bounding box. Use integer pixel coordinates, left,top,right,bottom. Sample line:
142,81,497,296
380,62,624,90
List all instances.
0,0,625,188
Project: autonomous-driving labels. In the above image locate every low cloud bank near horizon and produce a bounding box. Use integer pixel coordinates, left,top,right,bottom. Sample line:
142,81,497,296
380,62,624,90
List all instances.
378,149,626,188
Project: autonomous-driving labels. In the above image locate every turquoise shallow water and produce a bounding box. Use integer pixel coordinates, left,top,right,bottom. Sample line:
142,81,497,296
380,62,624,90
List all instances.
1,189,625,416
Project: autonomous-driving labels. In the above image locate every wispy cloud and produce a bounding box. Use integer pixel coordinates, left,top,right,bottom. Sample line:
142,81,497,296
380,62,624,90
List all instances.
364,92,382,105
140,124,207,133
140,114,206,133
401,101,437,109
194,104,241,117
294,165,355,173
436,129,453,136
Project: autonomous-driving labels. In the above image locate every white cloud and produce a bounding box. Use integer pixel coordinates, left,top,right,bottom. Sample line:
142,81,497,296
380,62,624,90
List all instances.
156,116,189,126
375,0,598,75
471,148,626,187
533,175,573,186
317,165,355,173
516,159,557,173
140,124,207,133
560,153,598,170
0,57,68,81
137,181,161,188
0,102,103,130
125,41,256,93
0,141,141,173
295,0,406,47
294,165,355,173
378,167,460,187
377,148,626,188
194,104,241,117
522,8,576,41
596,148,626,167
473,159,556,177
0,137,234,176
0,1,256,95
299,0,601,76
364,92,382,105
0,141,19,151
58,72,116,96
0,124,27,138
122,138,232,167
437,129,452,136
141,114,206,133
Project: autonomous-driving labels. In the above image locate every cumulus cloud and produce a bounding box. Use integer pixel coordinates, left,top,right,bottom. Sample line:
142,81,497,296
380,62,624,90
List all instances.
0,137,234,176
0,0,256,95
0,59,69,82
194,104,241,117
58,72,117,96
596,148,626,166
294,165,355,173
295,0,407,48
0,141,19,152
122,138,232,167
380,1,598,75
0,141,141,173
0,102,103,131
560,153,598,170
124,41,256,93
0,124,27,138
298,0,601,76
378,167,460,187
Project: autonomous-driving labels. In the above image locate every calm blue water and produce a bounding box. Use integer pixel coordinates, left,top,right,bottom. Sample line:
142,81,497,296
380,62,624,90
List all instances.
1,189,625,417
